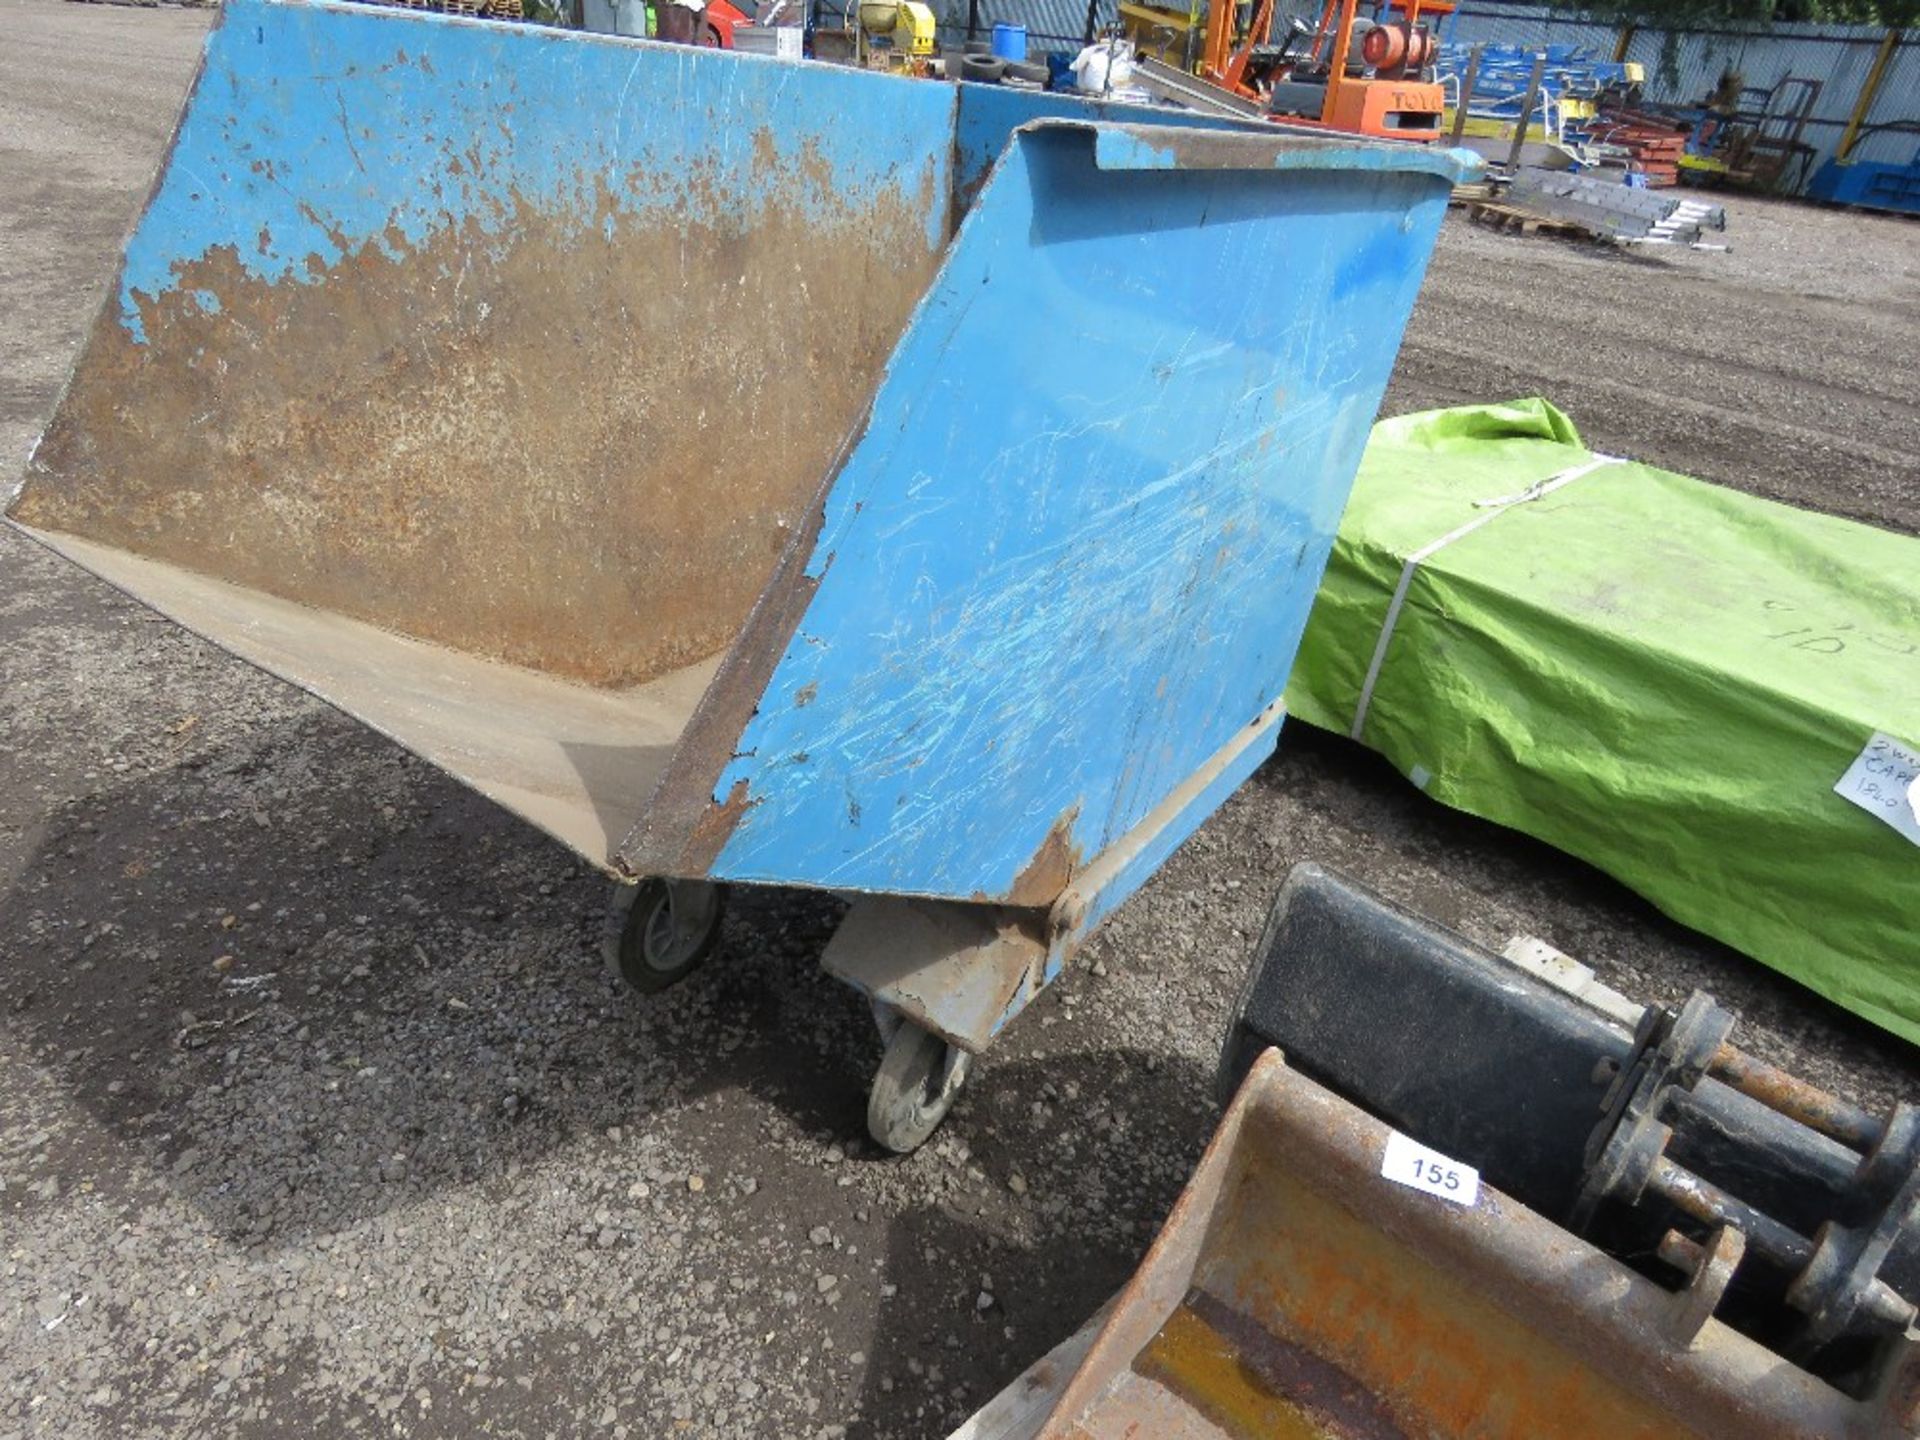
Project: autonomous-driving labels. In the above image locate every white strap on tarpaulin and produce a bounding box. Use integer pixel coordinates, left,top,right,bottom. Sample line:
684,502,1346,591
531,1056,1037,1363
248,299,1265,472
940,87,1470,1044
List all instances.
1348,454,1625,742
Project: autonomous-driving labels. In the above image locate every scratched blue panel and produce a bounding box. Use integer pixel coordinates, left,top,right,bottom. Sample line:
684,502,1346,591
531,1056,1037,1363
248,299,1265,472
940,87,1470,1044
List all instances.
118,0,958,338
710,124,1457,900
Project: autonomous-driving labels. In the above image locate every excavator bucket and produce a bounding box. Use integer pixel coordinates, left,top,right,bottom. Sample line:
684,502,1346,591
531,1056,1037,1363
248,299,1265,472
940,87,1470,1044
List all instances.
1024,1049,1917,1440
977,869,1920,1437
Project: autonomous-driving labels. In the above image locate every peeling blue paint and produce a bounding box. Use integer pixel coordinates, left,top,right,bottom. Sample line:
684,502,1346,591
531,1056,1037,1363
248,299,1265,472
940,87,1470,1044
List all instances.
118,0,957,338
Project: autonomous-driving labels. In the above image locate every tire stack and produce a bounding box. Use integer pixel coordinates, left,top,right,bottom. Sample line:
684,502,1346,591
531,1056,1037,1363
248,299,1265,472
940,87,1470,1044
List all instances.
957,44,1047,87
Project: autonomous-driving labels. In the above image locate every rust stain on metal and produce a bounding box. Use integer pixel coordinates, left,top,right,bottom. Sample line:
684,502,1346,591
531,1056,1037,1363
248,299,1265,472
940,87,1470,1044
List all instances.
1709,1043,1883,1152
657,777,756,880
1097,123,1379,172
1134,1292,1410,1439
1197,1161,1695,1439
614,387,857,875
1036,1054,1866,1440
1005,810,1082,908
16,136,945,692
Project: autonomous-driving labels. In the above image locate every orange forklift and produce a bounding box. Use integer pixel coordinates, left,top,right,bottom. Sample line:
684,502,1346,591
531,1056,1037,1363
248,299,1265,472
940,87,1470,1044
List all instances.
1202,0,1447,139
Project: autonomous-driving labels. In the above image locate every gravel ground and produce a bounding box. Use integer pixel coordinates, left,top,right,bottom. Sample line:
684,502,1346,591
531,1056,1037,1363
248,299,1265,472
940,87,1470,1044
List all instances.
2,4,1916,1436
1388,184,1920,537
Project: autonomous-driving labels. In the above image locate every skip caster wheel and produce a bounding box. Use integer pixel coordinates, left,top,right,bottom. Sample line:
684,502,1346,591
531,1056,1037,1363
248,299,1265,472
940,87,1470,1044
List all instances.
602,878,726,994
867,1022,973,1154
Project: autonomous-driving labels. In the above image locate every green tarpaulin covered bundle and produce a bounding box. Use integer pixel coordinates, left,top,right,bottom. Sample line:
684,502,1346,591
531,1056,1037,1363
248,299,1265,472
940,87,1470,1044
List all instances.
1287,399,1920,1042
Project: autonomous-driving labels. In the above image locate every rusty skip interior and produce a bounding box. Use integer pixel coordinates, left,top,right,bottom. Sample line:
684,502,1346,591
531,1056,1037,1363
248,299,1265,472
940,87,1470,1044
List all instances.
5,20,977,869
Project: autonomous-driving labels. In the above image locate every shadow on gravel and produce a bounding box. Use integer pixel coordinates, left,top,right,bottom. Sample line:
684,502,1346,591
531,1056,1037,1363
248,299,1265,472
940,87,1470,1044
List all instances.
0,706,890,1248
847,1048,1216,1440
0,696,1215,1290
1,688,1226,1433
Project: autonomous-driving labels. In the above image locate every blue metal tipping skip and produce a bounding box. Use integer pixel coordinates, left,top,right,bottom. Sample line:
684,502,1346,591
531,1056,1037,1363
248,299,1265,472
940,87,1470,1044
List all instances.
8,0,1479,1149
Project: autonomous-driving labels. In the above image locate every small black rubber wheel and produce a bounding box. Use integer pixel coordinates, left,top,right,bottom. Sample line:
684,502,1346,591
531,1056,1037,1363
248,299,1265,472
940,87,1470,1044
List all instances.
1005,59,1047,83
960,53,1005,83
868,1022,972,1153
602,878,726,994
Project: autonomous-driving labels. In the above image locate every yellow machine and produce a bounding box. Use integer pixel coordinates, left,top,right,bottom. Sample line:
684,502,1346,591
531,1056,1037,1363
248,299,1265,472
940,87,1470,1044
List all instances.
853,0,936,67
1118,0,1206,66
899,0,936,54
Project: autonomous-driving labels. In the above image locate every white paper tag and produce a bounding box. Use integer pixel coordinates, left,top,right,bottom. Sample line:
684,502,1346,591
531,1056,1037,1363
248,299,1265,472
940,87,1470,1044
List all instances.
1833,732,1920,849
774,25,803,59
1380,1131,1480,1206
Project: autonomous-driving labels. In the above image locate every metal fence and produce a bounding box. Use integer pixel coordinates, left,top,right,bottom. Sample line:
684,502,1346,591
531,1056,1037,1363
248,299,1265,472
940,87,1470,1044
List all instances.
1441,2,1915,183
940,0,1113,46
951,0,1915,187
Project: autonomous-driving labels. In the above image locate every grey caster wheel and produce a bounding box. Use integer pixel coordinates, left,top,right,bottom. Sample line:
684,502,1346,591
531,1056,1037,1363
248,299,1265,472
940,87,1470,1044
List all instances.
603,877,726,994
867,1020,973,1154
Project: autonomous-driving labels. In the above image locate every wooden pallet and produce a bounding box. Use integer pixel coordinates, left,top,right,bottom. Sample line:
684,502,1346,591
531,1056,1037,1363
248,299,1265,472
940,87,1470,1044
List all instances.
1464,200,1592,240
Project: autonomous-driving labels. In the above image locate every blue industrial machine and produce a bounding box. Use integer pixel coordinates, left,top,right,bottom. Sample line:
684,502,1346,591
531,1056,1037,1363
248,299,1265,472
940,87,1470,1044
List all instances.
7,0,1475,1150
1807,146,1920,217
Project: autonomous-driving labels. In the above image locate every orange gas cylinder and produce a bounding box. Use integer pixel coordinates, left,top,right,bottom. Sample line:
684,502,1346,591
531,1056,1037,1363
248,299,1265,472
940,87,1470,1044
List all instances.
1361,21,1431,73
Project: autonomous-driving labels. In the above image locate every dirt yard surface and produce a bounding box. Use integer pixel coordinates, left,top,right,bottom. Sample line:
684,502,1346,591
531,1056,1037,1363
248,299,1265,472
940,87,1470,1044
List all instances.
1390,187,1920,538
2,3,1915,1436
